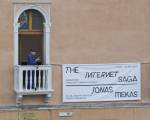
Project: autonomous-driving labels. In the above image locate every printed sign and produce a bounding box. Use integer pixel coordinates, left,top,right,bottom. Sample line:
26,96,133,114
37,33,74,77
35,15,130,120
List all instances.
63,63,141,102
19,112,38,120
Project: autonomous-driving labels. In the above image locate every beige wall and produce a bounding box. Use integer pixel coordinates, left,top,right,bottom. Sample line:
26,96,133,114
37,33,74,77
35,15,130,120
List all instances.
51,0,150,64
0,108,150,120
1,0,150,119
52,108,150,120
0,110,49,120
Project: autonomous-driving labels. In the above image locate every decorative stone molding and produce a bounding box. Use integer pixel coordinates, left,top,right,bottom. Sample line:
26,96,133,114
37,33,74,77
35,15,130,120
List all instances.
44,23,51,33
13,23,20,33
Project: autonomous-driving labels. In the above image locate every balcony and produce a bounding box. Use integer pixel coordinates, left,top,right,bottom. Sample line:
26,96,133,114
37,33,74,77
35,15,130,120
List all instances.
14,65,53,104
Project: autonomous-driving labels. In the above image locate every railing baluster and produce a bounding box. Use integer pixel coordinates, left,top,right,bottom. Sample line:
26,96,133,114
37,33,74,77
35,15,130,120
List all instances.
45,70,48,90
22,70,26,90
39,70,41,90
19,69,23,92
43,70,46,90
47,67,52,91
30,70,32,90
25,70,28,90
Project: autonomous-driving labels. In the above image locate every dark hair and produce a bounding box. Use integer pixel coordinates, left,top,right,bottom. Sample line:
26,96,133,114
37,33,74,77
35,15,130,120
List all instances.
30,49,36,52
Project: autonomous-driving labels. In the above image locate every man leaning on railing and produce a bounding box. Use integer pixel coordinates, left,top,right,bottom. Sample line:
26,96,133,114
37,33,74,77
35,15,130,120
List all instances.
27,50,40,65
26,50,40,90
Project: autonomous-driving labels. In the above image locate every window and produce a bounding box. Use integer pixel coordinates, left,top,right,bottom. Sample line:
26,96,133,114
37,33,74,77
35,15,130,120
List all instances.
19,9,44,31
14,5,52,104
18,9,44,65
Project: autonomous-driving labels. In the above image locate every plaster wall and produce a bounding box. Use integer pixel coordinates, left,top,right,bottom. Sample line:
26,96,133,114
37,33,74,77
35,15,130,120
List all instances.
0,1,150,118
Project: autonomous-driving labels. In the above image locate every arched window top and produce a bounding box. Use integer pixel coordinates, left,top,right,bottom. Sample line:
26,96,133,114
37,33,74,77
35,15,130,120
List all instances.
18,9,45,31
14,4,50,26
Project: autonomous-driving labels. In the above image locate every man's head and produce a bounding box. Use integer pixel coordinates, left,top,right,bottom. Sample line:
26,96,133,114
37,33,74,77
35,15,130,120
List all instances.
30,50,36,56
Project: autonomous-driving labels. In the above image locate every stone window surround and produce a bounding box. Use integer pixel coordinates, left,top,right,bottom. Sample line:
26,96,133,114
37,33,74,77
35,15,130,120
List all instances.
13,2,51,65
13,2,52,104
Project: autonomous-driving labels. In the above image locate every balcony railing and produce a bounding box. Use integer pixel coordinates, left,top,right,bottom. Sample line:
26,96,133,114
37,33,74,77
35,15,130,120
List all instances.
14,65,53,104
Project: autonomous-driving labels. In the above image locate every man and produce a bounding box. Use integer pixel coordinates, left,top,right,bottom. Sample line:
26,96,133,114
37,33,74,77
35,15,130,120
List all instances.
26,50,40,89
27,50,40,65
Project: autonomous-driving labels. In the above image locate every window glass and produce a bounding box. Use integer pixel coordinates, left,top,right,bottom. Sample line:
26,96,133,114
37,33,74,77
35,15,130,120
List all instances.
18,11,29,29
32,10,43,30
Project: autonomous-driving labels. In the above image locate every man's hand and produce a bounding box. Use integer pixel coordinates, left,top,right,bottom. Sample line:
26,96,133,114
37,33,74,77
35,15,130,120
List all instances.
36,57,40,61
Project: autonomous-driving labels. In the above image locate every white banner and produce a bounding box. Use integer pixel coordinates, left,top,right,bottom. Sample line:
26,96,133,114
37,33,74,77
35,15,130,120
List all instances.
63,63,141,102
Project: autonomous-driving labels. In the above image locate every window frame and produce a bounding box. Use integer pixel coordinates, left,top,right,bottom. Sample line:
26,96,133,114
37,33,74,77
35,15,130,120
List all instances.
14,5,51,65
19,10,44,32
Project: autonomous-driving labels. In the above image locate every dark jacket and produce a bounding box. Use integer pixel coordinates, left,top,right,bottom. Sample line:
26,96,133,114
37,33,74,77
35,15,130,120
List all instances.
27,53,37,65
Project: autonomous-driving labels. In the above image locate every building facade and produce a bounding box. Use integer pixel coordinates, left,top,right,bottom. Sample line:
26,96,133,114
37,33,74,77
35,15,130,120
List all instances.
0,0,150,119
